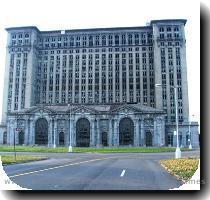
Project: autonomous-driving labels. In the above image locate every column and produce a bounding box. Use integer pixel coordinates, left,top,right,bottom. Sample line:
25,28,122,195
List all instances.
6,120,10,144
29,119,33,145
91,119,95,146
31,119,35,145
135,119,140,146
160,118,165,146
140,119,145,146
71,118,76,146
48,118,53,147
113,119,118,146
53,119,57,147
108,118,113,146
96,119,100,147
24,118,29,145
153,118,158,146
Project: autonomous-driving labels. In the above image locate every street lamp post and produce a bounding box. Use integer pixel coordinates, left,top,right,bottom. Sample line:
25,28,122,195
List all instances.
53,117,56,148
155,84,181,159
68,104,73,152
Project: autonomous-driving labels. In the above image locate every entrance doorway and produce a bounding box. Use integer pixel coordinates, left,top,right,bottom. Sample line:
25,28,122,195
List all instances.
145,131,152,146
102,132,108,146
35,118,48,145
76,118,90,147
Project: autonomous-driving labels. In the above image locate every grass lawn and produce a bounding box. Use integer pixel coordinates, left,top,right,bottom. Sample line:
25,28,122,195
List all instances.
0,145,192,153
159,157,199,182
1,155,47,165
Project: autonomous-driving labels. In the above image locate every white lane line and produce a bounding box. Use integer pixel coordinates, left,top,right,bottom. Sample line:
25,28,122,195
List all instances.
8,155,131,178
120,170,126,177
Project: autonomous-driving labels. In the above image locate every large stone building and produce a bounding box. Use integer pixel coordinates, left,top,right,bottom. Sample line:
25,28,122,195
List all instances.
0,19,199,148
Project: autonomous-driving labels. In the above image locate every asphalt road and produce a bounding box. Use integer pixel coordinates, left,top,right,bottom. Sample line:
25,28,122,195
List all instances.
2,150,200,190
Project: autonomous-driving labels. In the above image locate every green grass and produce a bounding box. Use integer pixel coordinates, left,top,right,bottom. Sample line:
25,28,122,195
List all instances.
160,157,199,181
1,155,47,165
0,145,192,153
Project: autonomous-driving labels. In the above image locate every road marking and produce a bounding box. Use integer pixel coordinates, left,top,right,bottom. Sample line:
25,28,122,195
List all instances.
8,155,131,178
120,170,126,177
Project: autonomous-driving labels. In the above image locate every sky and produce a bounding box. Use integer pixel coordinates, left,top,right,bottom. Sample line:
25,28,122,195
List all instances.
0,0,200,125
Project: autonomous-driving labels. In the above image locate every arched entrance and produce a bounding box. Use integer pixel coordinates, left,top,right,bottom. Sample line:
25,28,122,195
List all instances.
19,131,24,145
76,118,90,147
59,132,65,146
102,132,108,146
3,132,7,144
119,118,134,146
35,118,48,145
145,131,152,146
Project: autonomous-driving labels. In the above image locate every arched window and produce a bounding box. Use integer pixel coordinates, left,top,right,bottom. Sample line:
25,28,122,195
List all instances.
35,118,48,145
76,118,90,147
119,118,134,146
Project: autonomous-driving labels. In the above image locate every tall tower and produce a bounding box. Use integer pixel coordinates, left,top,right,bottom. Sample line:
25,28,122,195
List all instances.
1,27,39,123
151,19,189,123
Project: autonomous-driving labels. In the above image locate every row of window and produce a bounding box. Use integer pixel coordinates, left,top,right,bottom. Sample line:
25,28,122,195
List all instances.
159,26,180,33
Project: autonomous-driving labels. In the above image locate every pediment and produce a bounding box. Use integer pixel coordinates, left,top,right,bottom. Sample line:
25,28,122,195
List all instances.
25,106,55,114
70,105,97,114
111,104,165,114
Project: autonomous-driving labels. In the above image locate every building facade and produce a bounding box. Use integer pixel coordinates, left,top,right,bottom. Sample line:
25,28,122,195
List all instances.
0,19,199,148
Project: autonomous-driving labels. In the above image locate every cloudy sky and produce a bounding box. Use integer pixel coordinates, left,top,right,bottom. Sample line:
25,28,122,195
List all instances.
0,0,201,124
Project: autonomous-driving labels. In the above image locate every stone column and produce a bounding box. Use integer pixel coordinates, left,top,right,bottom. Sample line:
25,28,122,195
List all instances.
7,120,11,144
24,118,29,145
135,119,140,146
91,119,95,146
31,120,35,145
113,119,118,146
108,119,112,146
140,119,145,146
53,119,57,147
71,119,76,147
48,118,53,147
153,118,158,146
96,119,100,147
160,118,165,146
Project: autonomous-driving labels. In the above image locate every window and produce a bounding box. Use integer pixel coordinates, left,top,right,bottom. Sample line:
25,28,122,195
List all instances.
128,34,132,45
159,27,164,32
115,35,119,46
102,35,106,46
